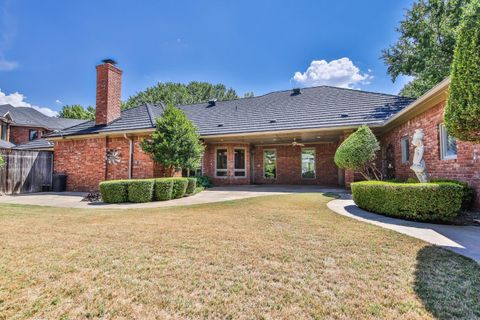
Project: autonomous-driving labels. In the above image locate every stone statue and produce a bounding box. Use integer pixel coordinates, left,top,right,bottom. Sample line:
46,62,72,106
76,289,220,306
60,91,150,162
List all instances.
410,129,429,182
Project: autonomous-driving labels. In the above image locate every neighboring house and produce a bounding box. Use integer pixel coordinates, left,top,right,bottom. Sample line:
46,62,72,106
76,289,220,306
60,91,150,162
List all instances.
47,61,480,207
0,104,85,150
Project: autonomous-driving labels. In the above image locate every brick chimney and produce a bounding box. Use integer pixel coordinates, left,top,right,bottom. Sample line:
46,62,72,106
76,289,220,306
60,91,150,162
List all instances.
95,59,122,126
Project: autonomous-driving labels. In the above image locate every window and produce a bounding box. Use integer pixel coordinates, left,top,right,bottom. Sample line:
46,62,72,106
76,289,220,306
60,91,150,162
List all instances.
1,123,7,141
301,148,316,179
401,136,410,164
216,149,228,177
263,149,277,179
439,124,457,160
234,148,246,177
29,129,38,141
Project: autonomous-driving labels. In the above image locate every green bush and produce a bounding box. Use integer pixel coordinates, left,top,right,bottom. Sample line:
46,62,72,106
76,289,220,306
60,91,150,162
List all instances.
99,180,128,203
194,175,213,188
127,179,154,203
186,177,197,194
153,178,174,201
171,178,189,199
351,181,463,222
430,178,475,209
334,125,381,180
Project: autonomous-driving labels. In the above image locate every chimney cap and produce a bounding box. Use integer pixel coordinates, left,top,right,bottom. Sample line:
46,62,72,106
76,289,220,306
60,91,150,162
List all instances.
102,58,118,65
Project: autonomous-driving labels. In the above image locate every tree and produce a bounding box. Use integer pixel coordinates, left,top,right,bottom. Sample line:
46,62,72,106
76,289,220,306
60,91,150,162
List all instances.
0,155,4,169
444,0,480,142
334,126,382,180
59,104,95,120
243,91,255,98
141,103,204,176
124,81,239,110
382,0,470,98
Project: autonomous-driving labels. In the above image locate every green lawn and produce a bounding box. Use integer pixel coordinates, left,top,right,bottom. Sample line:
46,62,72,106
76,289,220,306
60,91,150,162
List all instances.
0,193,479,319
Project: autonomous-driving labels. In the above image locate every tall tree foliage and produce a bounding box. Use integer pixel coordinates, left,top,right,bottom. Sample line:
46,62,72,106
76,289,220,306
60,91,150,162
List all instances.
0,155,5,169
124,81,239,110
141,104,204,176
382,0,469,98
334,126,382,180
444,0,480,142
58,104,95,120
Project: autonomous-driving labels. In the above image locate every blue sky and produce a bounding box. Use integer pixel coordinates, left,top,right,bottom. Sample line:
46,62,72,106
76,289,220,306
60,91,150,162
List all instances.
0,0,414,116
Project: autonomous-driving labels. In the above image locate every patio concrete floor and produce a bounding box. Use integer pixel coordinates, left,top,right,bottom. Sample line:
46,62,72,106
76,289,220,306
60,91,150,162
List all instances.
327,195,480,262
0,185,345,210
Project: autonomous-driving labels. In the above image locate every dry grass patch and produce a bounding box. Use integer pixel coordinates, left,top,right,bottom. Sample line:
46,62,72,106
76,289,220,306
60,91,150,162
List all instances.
0,193,479,319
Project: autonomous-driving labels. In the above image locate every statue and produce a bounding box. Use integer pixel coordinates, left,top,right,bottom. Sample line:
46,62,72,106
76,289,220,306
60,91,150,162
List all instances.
410,129,429,182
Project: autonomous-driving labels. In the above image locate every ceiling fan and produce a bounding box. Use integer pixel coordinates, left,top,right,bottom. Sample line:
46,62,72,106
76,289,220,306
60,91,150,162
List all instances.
291,138,305,147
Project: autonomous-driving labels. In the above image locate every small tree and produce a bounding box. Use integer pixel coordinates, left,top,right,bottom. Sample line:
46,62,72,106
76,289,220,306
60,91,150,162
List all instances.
334,125,381,180
141,104,204,176
444,0,480,142
0,155,5,169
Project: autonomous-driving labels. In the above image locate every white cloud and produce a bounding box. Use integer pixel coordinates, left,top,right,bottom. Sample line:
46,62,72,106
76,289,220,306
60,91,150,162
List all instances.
55,99,63,105
0,88,58,117
293,57,372,89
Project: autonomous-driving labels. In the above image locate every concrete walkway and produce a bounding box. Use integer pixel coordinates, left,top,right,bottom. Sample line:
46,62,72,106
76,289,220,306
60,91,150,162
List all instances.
327,196,480,262
0,185,345,210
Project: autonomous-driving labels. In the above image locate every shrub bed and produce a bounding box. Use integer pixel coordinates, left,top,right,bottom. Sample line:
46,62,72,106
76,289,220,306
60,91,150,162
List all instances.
172,178,189,199
99,180,128,203
186,178,197,194
154,178,174,201
351,181,463,222
128,179,154,203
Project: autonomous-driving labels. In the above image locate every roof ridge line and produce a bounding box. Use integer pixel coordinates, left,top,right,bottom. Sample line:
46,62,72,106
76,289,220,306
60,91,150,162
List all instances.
145,103,155,127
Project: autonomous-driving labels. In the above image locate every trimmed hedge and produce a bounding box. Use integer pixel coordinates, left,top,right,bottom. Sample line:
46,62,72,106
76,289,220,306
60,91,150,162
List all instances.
186,178,197,194
171,178,189,199
351,181,463,222
430,178,475,209
127,179,154,203
194,175,213,188
154,178,174,201
99,180,128,203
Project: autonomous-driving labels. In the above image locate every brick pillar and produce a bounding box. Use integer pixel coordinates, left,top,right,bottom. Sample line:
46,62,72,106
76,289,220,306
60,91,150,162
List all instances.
95,59,122,126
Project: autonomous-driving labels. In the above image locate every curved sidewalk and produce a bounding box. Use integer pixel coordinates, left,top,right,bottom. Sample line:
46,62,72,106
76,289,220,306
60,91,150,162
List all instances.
327,196,480,262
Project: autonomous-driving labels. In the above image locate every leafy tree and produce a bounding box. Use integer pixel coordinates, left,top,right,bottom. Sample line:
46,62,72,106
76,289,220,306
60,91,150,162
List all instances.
334,126,382,180
58,104,95,120
243,91,255,98
382,0,470,98
445,0,480,142
141,104,204,176
0,155,5,169
124,81,239,110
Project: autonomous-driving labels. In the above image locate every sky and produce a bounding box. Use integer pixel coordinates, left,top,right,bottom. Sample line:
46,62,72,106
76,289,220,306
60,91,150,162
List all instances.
0,0,414,116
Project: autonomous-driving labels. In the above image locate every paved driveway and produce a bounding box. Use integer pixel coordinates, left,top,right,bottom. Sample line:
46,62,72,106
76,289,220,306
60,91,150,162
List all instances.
0,185,345,209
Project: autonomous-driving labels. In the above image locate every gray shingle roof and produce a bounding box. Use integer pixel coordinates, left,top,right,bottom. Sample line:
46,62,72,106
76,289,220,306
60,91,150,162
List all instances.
48,86,415,138
13,139,54,150
0,140,15,149
0,104,86,130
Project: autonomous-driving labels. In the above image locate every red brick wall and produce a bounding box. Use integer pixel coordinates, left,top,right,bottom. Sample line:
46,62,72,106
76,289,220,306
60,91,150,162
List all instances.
203,143,251,185
252,143,339,185
380,101,480,208
9,126,46,145
54,138,107,191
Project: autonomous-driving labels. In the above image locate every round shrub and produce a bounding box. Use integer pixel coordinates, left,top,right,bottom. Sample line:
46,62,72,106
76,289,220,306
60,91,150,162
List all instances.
194,175,213,188
186,177,197,195
171,178,189,199
154,178,174,201
127,179,154,203
351,181,463,222
99,180,128,203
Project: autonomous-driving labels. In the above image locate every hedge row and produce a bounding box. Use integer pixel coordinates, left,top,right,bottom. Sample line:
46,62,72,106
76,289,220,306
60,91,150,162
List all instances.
99,177,197,203
351,181,464,222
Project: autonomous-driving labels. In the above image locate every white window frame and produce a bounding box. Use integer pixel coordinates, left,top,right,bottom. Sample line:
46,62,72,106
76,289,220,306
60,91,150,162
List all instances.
215,148,228,178
233,148,247,178
301,147,316,179
439,123,457,160
400,136,410,164
263,149,277,180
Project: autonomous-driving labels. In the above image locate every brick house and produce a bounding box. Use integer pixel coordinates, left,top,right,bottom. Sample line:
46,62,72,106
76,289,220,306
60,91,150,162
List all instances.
0,104,85,150
47,61,480,207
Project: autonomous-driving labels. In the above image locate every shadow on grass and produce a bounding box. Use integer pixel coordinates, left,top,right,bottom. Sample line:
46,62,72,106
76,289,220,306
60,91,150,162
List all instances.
414,246,480,319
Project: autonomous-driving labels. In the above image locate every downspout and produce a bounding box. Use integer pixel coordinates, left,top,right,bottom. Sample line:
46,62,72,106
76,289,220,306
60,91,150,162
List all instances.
123,133,133,179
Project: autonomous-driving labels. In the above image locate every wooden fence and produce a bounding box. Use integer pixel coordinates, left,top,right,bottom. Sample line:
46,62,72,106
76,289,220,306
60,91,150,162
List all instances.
0,149,53,194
